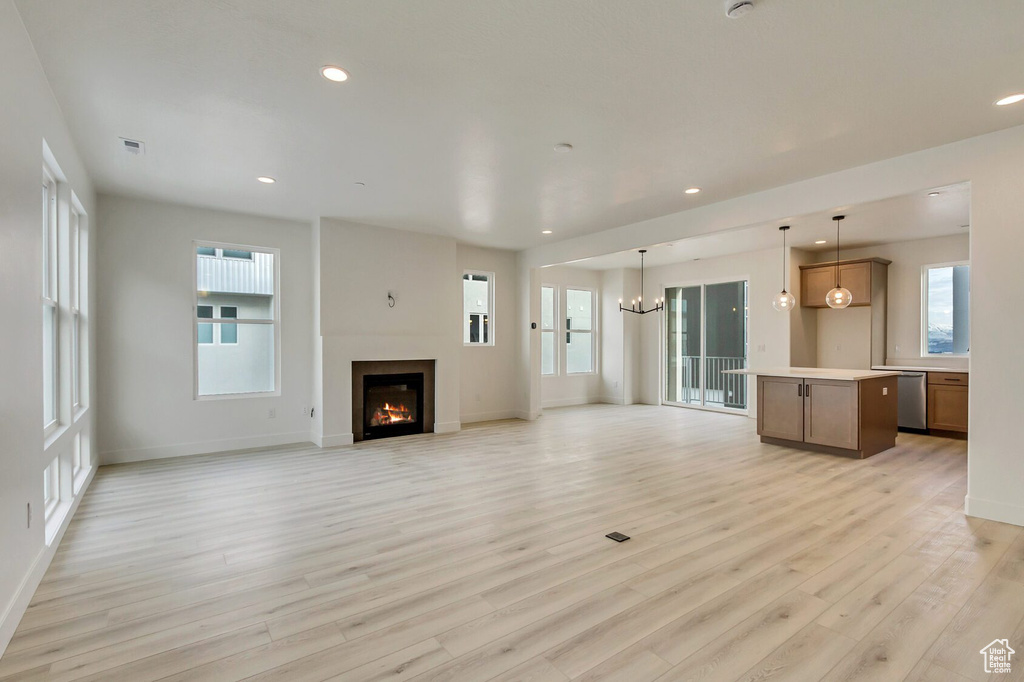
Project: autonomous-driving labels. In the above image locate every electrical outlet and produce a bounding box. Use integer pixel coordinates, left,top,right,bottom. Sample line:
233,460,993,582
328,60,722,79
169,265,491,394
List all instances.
757,343,766,352
883,387,888,396
268,408,276,419
614,380,619,388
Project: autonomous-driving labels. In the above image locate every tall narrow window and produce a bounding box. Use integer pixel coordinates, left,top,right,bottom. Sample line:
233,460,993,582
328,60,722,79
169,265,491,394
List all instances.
195,243,278,397
923,263,970,356
70,207,81,410
565,288,594,374
42,168,58,431
540,286,556,375
463,272,494,346
43,456,60,520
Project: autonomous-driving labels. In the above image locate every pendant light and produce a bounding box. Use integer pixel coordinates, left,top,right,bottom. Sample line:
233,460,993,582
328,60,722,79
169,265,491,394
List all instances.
619,249,664,315
772,226,796,312
825,215,852,309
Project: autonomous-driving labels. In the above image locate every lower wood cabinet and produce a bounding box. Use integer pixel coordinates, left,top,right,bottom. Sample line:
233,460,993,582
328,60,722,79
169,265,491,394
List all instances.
756,374,897,458
928,384,968,432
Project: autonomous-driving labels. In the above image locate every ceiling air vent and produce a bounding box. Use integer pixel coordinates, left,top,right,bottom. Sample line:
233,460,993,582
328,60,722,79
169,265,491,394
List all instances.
120,138,145,155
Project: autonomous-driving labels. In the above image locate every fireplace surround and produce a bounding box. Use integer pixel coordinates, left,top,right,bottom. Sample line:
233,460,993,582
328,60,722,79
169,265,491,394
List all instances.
352,360,435,442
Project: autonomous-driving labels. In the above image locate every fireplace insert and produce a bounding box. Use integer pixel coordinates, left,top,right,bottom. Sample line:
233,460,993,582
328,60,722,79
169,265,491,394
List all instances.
362,372,424,440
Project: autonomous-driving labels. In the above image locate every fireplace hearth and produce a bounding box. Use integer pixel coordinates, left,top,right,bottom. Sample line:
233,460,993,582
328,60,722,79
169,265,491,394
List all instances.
352,360,435,442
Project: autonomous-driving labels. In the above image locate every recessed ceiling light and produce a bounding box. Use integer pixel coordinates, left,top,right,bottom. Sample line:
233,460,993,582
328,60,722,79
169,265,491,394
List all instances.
685,187,701,194
542,230,553,234
815,240,827,244
257,176,276,184
320,66,349,82
553,143,573,153
995,93,1024,106
928,191,941,197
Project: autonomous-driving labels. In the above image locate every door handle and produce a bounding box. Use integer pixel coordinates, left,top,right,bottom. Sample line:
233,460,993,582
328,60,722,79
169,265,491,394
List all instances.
805,383,810,397
798,384,802,397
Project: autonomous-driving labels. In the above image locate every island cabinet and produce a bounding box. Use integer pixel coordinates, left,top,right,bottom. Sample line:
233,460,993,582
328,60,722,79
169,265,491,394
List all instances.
755,373,898,458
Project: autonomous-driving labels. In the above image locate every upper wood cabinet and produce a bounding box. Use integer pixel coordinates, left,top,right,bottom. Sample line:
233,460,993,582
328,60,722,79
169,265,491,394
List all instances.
799,258,890,308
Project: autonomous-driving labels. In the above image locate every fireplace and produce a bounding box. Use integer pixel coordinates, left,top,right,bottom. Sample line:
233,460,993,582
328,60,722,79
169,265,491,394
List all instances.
352,360,435,442
363,373,424,440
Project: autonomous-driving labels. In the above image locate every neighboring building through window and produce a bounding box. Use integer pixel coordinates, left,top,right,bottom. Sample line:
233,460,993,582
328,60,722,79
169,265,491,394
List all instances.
194,243,278,397
566,288,594,374
924,263,970,355
541,286,556,375
463,271,494,345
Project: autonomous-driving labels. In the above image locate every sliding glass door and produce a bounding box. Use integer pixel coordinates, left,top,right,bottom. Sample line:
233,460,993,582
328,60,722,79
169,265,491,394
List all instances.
665,280,748,410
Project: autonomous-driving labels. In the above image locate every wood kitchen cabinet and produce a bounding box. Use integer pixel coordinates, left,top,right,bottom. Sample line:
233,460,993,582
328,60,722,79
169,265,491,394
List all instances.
799,258,889,308
803,379,859,450
928,372,968,433
755,373,897,458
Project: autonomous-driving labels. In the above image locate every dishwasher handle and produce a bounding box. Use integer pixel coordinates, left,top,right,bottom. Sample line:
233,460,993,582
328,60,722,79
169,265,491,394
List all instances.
901,372,925,378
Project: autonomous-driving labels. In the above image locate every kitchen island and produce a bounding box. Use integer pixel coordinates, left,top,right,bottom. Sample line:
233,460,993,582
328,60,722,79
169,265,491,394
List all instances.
725,368,900,458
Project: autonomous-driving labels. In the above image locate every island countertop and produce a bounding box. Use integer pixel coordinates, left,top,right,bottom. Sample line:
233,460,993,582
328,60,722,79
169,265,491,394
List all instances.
723,367,902,381
870,365,968,374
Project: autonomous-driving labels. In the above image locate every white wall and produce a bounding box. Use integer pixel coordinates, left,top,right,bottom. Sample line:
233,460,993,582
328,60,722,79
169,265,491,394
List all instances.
0,0,97,656
636,247,792,415
96,195,314,463
537,265,603,408
814,234,970,369
314,219,461,445
457,244,520,423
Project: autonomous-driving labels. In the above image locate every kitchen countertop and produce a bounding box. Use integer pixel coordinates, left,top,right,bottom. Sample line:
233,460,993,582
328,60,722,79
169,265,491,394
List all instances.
871,365,969,374
724,367,901,381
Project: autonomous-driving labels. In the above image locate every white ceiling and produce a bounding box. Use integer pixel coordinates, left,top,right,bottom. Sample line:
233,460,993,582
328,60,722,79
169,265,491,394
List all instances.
15,1,1024,249
571,183,970,270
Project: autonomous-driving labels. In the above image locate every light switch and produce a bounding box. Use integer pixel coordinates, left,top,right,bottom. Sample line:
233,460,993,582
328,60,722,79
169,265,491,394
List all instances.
882,387,888,396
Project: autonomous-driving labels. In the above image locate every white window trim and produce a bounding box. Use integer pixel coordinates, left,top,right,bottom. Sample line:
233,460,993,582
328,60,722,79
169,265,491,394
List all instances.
921,260,970,358
463,270,495,347
43,457,60,521
42,166,59,436
192,240,281,400
540,284,558,376
564,286,597,376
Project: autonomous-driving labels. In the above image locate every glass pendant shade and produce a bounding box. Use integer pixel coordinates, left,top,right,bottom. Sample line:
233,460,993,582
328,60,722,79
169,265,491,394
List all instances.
772,290,796,311
826,286,853,309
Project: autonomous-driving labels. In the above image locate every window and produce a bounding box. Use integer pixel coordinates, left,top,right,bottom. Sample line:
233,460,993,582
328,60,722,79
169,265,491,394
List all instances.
565,288,594,374
70,207,81,410
924,263,970,356
463,272,494,345
42,168,58,431
197,305,214,344
194,242,278,397
72,432,82,478
540,286,556,375
219,306,238,344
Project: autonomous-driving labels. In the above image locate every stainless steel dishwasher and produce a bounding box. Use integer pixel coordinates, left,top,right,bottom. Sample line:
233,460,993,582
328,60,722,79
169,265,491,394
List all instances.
898,372,928,430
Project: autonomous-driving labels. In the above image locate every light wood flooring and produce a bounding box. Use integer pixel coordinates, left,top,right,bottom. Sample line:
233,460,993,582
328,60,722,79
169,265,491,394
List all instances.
2,404,1021,682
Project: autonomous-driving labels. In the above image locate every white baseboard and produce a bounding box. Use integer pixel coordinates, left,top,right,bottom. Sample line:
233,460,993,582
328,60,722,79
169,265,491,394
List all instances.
541,397,596,409
435,421,461,434
0,465,97,659
515,410,540,421
965,494,1024,527
320,433,354,448
599,396,626,405
100,431,315,465
460,410,519,424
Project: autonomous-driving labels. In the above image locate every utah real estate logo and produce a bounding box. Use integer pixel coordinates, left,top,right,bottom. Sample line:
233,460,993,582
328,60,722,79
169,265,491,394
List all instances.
980,639,1014,674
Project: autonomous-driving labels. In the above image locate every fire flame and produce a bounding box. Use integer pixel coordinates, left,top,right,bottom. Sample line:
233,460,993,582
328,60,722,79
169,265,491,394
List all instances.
370,402,413,426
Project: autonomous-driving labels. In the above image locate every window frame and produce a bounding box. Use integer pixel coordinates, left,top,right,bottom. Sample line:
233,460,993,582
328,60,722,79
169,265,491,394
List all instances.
462,270,495,347
192,240,281,400
218,305,239,345
42,166,59,435
540,285,558,376
564,286,597,375
921,261,970,358
43,456,60,521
